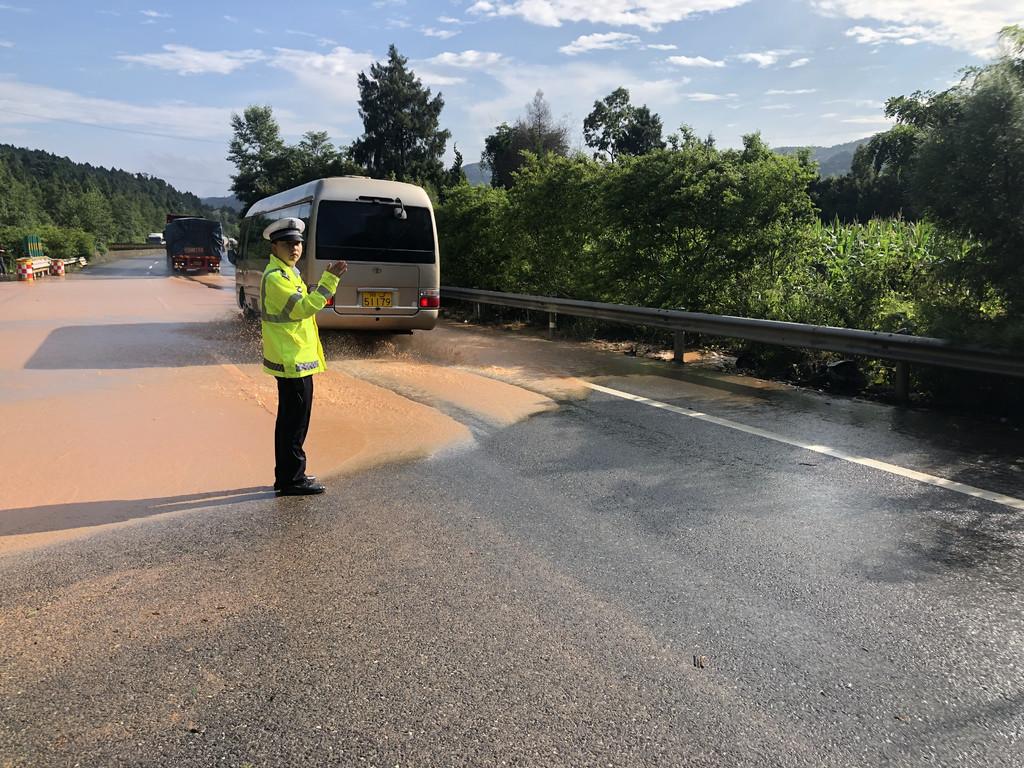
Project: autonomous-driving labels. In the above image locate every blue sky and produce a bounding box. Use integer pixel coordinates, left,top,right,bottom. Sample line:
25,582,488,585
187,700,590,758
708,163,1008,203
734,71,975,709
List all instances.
0,1,1017,196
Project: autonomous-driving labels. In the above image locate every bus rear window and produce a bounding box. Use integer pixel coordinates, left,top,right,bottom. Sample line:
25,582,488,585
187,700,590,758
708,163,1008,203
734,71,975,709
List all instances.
315,200,435,263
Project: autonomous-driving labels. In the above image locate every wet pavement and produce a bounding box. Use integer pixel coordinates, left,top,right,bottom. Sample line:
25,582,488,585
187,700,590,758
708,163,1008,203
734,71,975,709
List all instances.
1,255,1022,766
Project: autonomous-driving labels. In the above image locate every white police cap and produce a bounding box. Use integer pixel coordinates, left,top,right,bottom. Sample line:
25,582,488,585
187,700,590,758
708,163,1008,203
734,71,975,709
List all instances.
263,217,306,242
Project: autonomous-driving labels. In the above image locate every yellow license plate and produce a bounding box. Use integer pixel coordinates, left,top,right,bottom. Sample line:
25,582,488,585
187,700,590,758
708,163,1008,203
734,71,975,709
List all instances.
361,291,392,308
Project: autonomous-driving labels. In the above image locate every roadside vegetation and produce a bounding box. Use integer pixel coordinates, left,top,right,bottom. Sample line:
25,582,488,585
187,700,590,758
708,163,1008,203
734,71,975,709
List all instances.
0,144,236,270
433,27,1024,410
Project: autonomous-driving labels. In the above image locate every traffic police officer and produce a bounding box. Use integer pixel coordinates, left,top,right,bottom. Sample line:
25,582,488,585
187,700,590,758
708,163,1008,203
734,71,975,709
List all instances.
260,217,347,496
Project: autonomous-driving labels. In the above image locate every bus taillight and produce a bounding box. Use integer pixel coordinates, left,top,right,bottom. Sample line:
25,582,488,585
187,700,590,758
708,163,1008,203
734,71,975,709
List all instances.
418,290,440,309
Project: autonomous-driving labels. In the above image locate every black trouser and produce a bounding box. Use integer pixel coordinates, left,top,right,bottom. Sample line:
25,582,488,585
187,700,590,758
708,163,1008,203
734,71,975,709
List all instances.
274,375,314,488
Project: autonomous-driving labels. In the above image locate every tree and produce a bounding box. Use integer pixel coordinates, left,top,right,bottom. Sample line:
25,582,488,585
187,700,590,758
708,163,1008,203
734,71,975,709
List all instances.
481,90,570,188
292,131,364,185
439,146,468,201
227,105,287,208
0,156,44,227
583,87,665,161
351,45,450,185
296,131,338,172
810,126,919,222
481,123,518,190
887,25,1024,310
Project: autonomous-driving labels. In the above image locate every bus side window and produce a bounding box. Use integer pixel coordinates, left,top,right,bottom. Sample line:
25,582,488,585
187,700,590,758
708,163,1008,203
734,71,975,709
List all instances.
237,219,251,264
240,205,311,266
245,215,272,264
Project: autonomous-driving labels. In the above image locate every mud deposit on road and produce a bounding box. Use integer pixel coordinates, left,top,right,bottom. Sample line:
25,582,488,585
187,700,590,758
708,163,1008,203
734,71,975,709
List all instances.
0,267,575,555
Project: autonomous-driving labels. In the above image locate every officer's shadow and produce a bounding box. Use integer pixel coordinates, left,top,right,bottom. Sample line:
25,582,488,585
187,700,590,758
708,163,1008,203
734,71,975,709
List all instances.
0,487,271,537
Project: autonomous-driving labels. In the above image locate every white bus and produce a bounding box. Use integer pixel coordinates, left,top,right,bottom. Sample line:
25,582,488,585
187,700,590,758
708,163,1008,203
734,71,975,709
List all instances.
232,177,440,331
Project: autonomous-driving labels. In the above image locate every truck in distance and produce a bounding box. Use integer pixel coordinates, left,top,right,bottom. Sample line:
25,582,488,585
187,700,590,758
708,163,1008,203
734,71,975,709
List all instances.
163,214,226,273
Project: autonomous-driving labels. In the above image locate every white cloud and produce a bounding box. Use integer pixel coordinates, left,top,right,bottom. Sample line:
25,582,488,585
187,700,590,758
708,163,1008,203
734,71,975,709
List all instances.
423,27,460,39
0,40,13,48
427,50,506,68
820,112,840,118
765,88,817,95
735,49,795,67
438,15,463,24
0,76,230,140
116,45,264,75
468,0,753,31
560,32,640,55
667,54,725,67
415,71,467,87
846,25,927,46
841,115,895,125
0,4,31,11
826,97,884,108
224,15,238,23
682,91,737,101
647,43,678,50
788,57,810,68
761,103,793,110
268,47,375,104
809,0,1019,56
286,29,338,47
140,9,170,18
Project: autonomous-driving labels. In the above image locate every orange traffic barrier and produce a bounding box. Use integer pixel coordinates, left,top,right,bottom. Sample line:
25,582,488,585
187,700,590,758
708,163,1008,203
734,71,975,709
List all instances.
16,258,33,281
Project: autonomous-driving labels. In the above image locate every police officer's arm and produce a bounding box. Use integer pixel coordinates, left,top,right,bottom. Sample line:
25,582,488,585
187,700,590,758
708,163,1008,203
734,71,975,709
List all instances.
263,269,342,322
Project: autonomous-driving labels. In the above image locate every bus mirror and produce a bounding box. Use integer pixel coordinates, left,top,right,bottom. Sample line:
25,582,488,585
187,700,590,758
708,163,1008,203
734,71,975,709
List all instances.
393,197,407,220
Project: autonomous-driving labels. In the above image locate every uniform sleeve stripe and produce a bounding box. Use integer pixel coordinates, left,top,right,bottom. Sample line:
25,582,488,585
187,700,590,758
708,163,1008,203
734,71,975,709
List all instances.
280,291,303,319
260,271,304,322
316,284,333,299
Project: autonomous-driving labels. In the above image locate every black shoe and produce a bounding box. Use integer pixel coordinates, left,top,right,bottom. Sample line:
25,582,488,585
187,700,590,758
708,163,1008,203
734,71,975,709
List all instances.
275,478,326,496
273,475,317,491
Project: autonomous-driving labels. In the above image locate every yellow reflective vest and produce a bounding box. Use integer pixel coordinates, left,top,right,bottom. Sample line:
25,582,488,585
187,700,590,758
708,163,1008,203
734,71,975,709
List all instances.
260,254,340,378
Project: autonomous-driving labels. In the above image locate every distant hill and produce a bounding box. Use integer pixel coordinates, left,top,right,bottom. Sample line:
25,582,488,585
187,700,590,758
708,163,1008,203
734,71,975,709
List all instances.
202,194,243,211
463,162,491,187
773,136,874,177
0,143,236,241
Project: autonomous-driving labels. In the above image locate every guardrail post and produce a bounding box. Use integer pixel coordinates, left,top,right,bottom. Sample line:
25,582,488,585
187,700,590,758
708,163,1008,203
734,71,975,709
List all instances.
894,362,910,403
548,311,557,338
673,331,686,364
473,302,481,320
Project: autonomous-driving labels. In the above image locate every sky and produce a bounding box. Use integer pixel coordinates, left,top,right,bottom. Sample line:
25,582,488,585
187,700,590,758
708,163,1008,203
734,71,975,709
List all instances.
0,1,1018,197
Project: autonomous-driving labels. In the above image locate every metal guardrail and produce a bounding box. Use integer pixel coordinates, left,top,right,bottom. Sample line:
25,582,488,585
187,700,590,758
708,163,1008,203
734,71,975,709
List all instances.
441,286,1024,381
108,243,165,251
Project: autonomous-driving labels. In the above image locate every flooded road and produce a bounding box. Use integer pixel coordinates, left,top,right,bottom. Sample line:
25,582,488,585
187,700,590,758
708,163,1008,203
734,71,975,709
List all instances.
1,255,1022,766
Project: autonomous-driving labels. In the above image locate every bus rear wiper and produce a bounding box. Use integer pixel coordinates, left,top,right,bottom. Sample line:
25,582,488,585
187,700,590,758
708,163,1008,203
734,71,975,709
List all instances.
355,195,407,220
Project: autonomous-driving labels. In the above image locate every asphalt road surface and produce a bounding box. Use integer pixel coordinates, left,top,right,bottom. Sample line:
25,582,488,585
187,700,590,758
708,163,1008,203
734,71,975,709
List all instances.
2,256,1022,767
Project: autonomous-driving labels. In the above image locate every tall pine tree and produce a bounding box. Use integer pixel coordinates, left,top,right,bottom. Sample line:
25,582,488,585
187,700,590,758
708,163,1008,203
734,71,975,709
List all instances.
351,45,450,186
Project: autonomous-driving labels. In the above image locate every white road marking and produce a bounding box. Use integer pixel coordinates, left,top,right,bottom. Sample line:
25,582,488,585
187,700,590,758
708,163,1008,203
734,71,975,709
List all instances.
585,381,1024,511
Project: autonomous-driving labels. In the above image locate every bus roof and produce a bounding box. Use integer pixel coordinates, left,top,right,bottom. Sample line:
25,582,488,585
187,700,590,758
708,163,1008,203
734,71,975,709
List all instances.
245,177,433,217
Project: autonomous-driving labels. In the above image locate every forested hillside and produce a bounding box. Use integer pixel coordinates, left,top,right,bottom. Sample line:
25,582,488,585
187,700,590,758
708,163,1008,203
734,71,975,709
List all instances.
773,137,872,177
0,144,237,263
